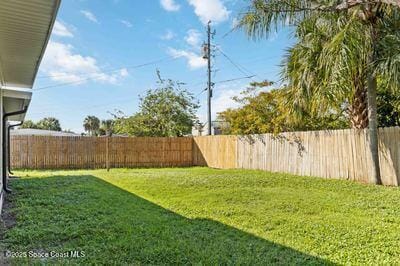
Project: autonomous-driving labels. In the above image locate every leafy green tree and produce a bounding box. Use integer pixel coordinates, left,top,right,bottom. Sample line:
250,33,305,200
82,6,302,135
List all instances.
114,113,149,136
377,87,400,127
83,116,100,136
20,120,38,129
114,72,199,137
21,118,61,131
36,117,62,131
218,82,347,135
239,0,400,184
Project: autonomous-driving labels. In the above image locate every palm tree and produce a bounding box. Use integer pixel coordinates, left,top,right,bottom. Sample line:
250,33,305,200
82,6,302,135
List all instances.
239,0,400,184
280,13,369,129
100,119,114,136
83,116,100,136
83,117,91,135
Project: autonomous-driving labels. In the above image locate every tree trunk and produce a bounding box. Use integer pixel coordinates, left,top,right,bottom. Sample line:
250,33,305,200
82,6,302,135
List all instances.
349,85,369,129
367,74,382,184
366,16,382,185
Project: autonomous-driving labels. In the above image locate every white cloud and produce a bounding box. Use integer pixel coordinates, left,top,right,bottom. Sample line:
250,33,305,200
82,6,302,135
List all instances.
167,29,205,70
52,20,74,37
160,29,175,40
168,48,206,70
160,0,180,11
119,19,133,28
120,68,129,77
41,41,128,84
185,29,202,48
212,87,242,117
196,83,245,123
187,0,230,24
80,10,99,23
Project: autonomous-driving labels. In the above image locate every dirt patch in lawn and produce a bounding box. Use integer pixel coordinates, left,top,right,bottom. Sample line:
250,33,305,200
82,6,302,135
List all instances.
1,193,17,234
0,193,16,266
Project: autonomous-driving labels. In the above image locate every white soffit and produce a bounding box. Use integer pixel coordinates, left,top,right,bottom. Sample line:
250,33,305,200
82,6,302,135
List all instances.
0,0,61,88
2,86,32,121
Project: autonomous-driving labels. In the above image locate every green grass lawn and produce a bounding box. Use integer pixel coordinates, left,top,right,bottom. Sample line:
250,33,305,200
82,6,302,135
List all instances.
1,167,400,265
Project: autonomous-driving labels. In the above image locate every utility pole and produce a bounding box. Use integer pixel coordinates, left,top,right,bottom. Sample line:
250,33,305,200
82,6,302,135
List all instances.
204,20,213,135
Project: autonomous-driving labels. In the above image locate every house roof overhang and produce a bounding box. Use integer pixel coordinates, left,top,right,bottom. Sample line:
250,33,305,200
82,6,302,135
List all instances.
0,0,60,121
2,86,32,121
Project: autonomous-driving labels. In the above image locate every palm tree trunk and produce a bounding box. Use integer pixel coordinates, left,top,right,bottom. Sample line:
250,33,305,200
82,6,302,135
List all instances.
367,74,382,184
366,19,382,185
349,85,369,129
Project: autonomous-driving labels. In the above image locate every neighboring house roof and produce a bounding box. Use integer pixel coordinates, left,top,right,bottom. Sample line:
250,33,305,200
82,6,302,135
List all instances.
11,129,79,137
0,0,61,122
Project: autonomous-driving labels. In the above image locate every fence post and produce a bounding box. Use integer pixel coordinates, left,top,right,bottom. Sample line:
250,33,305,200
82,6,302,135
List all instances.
106,136,110,171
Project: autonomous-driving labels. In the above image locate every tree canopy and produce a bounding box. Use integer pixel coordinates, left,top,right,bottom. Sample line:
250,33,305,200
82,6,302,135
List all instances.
20,117,62,131
20,120,37,130
218,81,348,135
114,72,199,137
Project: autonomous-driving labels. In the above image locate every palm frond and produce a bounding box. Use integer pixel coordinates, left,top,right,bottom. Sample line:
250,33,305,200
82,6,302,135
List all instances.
239,0,319,39
375,9,400,90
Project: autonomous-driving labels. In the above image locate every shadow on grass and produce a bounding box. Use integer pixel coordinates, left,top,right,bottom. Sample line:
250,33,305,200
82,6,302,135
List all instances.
2,175,332,265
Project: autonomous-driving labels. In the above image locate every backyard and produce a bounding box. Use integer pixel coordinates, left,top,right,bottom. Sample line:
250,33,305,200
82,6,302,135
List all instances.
1,167,399,264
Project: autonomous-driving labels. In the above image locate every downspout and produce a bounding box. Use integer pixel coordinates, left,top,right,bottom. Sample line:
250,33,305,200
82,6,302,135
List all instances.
8,121,23,176
3,107,27,193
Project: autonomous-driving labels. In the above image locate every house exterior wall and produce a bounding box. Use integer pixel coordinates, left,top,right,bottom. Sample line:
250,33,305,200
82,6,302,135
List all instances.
0,0,61,214
0,89,4,213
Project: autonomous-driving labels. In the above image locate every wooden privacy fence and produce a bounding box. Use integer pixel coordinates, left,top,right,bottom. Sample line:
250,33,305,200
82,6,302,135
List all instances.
236,128,400,186
193,135,237,169
10,127,400,186
11,136,193,169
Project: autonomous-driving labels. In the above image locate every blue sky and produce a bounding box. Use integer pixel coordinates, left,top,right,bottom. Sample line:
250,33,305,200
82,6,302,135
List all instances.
28,0,295,133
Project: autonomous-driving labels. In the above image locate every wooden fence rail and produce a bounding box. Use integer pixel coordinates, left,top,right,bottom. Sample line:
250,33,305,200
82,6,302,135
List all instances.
10,127,400,186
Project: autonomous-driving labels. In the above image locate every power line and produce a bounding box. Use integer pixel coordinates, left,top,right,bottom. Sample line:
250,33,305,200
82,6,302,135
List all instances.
239,54,281,64
33,57,179,91
28,98,136,116
215,75,256,84
216,47,249,76
195,88,207,97
195,75,255,98
34,53,279,93
28,74,258,117
36,57,173,79
215,46,260,79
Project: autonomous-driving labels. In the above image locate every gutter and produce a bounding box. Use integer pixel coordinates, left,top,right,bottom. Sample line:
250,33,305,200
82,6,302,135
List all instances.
7,121,23,176
3,107,27,193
